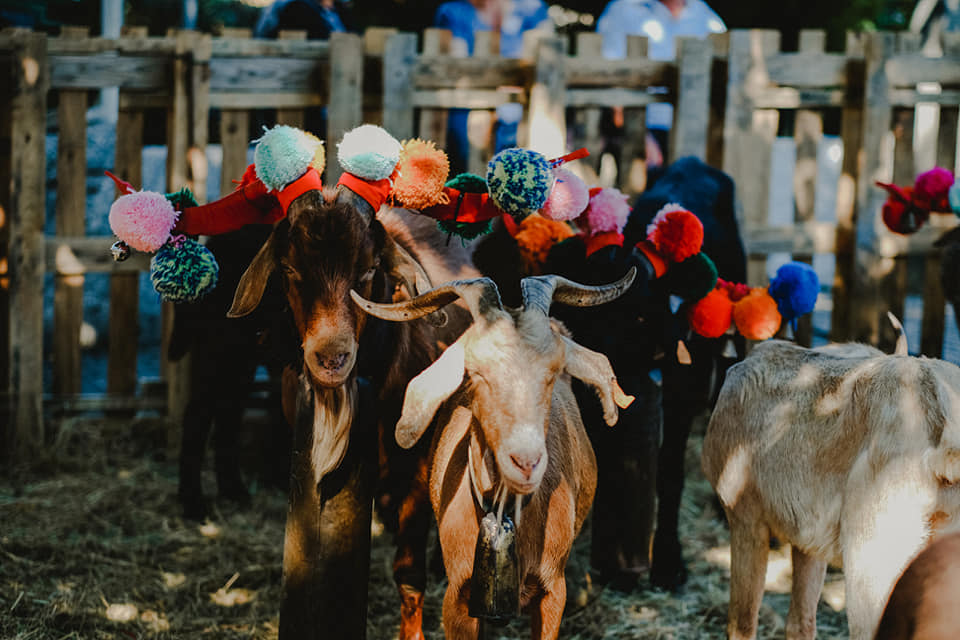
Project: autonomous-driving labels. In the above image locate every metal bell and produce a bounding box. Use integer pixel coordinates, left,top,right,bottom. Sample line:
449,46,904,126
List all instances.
468,511,520,623
111,240,131,262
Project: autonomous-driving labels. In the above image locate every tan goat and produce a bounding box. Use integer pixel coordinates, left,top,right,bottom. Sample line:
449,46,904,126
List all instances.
352,271,635,639
702,329,960,640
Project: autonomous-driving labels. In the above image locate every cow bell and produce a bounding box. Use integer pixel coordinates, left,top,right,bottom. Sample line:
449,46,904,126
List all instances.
468,511,520,623
111,240,131,262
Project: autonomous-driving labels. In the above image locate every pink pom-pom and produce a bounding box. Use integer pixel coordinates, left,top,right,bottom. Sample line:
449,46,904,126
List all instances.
109,191,179,252
646,203,704,262
541,168,589,221
913,167,955,212
581,187,630,235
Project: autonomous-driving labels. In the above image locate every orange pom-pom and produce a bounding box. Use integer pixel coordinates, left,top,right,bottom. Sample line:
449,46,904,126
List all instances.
688,287,733,338
514,215,576,273
646,204,704,262
733,288,781,341
392,139,450,209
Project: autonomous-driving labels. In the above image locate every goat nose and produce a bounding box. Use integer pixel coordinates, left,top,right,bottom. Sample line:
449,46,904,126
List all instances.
316,351,348,371
509,452,542,478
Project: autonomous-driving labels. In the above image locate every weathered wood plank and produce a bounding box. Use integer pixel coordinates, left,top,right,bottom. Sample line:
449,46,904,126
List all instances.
417,29,452,150
211,37,330,58
53,26,88,396
46,34,177,55
885,55,960,87
672,36,711,162
526,36,566,158
327,32,363,183
762,52,853,88
564,58,674,88
382,32,417,142
749,87,847,109
566,87,665,108
189,32,210,205
413,89,522,110
208,58,326,95
47,237,152,274
466,30,499,176
276,30,308,130
5,29,47,459
616,36,650,194
413,57,531,89
220,110,250,194
744,222,838,254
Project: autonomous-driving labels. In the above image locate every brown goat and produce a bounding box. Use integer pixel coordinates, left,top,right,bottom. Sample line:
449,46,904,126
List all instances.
874,529,960,640
353,271,636,639
702,329,960,640
228,185,457,640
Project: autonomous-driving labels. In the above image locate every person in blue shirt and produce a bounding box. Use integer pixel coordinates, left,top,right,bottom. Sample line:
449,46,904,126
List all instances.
254,0,349,40
434,0,552,173
597,0,725,166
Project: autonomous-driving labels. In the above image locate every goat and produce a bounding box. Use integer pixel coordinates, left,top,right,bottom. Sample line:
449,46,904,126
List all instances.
934,225,960,334
352,270,636,639
702,323,960,640
874,529,960,640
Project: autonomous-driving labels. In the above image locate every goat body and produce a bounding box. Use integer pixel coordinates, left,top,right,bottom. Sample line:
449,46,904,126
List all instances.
702,339,960,640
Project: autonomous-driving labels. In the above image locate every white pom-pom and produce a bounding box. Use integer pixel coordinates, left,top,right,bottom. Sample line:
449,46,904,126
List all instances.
337,124,402,181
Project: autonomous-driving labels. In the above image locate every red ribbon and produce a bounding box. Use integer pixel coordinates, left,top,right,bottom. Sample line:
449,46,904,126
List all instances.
275,168,323,214
337,172,393,212
584,231,625,257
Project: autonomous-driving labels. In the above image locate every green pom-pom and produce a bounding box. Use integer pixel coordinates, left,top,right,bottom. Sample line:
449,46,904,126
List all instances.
445,172,488,194
254,125,320,191
150,238,219,303
660,252,718,302
437,218,492,240
165,187,198,211
486,148,553,221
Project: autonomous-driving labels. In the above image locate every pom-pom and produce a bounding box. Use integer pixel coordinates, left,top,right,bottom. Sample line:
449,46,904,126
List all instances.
254,125,322,191
768,261,819,322
514,215,576,272
647,204,704,262
733,288,781,341
949,181,960,216
659,251,718,302
540,168,589,221
486,148,553,221
109,191,179,252
446,173,488,193
882,186,928,234
718,278,751,302
337,124,402,181
150,237,219,303
688,288,734,338
437,218,492,239
913,167,955,212
580,187,630,235
393,139,450,209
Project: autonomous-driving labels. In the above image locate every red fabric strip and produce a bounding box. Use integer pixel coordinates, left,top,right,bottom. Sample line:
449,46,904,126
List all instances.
175,177,285,236
337,172,392,212
636,240,668,278
275,168,323,214
584,230,624,257
420,188,505,224
549,148,590,167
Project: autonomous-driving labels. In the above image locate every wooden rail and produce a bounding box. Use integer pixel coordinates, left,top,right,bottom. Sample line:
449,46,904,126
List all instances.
2,26,960,462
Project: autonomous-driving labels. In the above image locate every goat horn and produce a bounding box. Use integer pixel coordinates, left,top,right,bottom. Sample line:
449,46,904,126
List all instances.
520,266,637,315
334,183,376,226
351,277,503,324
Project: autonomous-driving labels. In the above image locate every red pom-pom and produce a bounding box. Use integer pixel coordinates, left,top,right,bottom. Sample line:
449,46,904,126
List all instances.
718,278,751,302
733,288,782,341
646,204,704,262
913,167,955,212
688,288,733,338
882,185,929,234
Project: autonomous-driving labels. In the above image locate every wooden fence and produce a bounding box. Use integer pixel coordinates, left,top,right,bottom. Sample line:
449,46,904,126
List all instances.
2,26,959,461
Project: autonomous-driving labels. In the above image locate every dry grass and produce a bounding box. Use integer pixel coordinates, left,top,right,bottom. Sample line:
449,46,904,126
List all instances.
1,414,850,639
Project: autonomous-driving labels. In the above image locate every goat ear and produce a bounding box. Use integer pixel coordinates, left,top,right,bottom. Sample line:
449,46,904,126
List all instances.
396,339,466,448
227,226,280,318
562,335,634,426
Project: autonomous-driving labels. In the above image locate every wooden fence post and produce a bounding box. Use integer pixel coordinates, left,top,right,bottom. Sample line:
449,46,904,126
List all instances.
418,28,452,148
526,35,566,158
382,32,417,141
618,35,648,194
4,28,47,461
327,32,364,183
672,36,711,163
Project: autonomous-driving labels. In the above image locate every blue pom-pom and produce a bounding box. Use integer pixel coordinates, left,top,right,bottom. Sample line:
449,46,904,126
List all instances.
150,238,219,303
486,148,553,221
337,124,402,181
949,181,960,217
768,261,819,321
254,125,320,191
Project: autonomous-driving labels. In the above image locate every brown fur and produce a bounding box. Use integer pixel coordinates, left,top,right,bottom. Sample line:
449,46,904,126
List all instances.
702,340,960,640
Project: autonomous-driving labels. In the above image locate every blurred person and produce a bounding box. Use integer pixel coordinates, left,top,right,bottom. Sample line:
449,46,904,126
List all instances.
597,0,726,167
434,0,552,173
910,0,960,56
254,0,349,40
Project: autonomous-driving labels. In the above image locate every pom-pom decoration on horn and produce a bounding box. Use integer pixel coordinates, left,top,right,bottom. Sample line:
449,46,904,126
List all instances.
733,288,782,341
254,125,325,191
688,287,734,338
913,167,954,212
646,204,704,263
768,261,819,322
875,167,959,233
580,187,630,235
540,168,589,221
486,148,554,221
337,124,403,181
149,236,219,303
108,190,180,253
514,215,577,274
392,138,451,209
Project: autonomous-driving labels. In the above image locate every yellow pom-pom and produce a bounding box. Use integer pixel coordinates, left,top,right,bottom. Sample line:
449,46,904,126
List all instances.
733,288,782,341
305,131,326,176
393,139,450,209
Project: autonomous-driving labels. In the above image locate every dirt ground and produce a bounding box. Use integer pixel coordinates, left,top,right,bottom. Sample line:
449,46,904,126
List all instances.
0,413,850,639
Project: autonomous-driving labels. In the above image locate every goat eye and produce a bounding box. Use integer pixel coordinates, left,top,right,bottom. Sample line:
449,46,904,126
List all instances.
359,267,376,283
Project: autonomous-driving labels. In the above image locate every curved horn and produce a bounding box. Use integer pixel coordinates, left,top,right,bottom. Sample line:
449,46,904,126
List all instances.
381,234,447,327
520,266,637,315
335,183,376,226
351,277,503,324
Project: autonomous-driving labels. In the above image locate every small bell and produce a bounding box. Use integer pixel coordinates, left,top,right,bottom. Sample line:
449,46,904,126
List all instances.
111,240,131,262
468,511,520,623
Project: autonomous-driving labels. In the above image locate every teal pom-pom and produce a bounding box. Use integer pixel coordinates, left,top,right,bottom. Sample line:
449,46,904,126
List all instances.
445,172,488,193
337,124,402,181
254,125,320,191
486,148,553,221
165,187,198,210
437,218,493,239
150,237,219,303
660,252,718,302
768,261,819,321
950,181,960,217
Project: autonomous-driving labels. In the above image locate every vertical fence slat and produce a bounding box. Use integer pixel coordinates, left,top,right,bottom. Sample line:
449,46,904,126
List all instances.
53,26,88,396
362,27,396,127
569,32,605,183
672,36,711,163
831,32,865,342
327,32,364,184
382,32,417,142
220,110,250,194
276,30,307,129
4,29,47,459
617,35,648,194
791,30,826,347
526,36,566,158
0,39,10,396
466,30,497,176
417,28,451,148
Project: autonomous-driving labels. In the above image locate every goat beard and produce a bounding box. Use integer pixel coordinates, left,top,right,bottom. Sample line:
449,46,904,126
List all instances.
310,380,358,489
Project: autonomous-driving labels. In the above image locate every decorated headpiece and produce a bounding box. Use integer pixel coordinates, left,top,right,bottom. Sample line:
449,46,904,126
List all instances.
877,167,959,234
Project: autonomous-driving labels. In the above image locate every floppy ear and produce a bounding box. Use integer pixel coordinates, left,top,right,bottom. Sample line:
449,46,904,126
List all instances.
227,224,282,318
396,338,466,448
561,335,634,426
